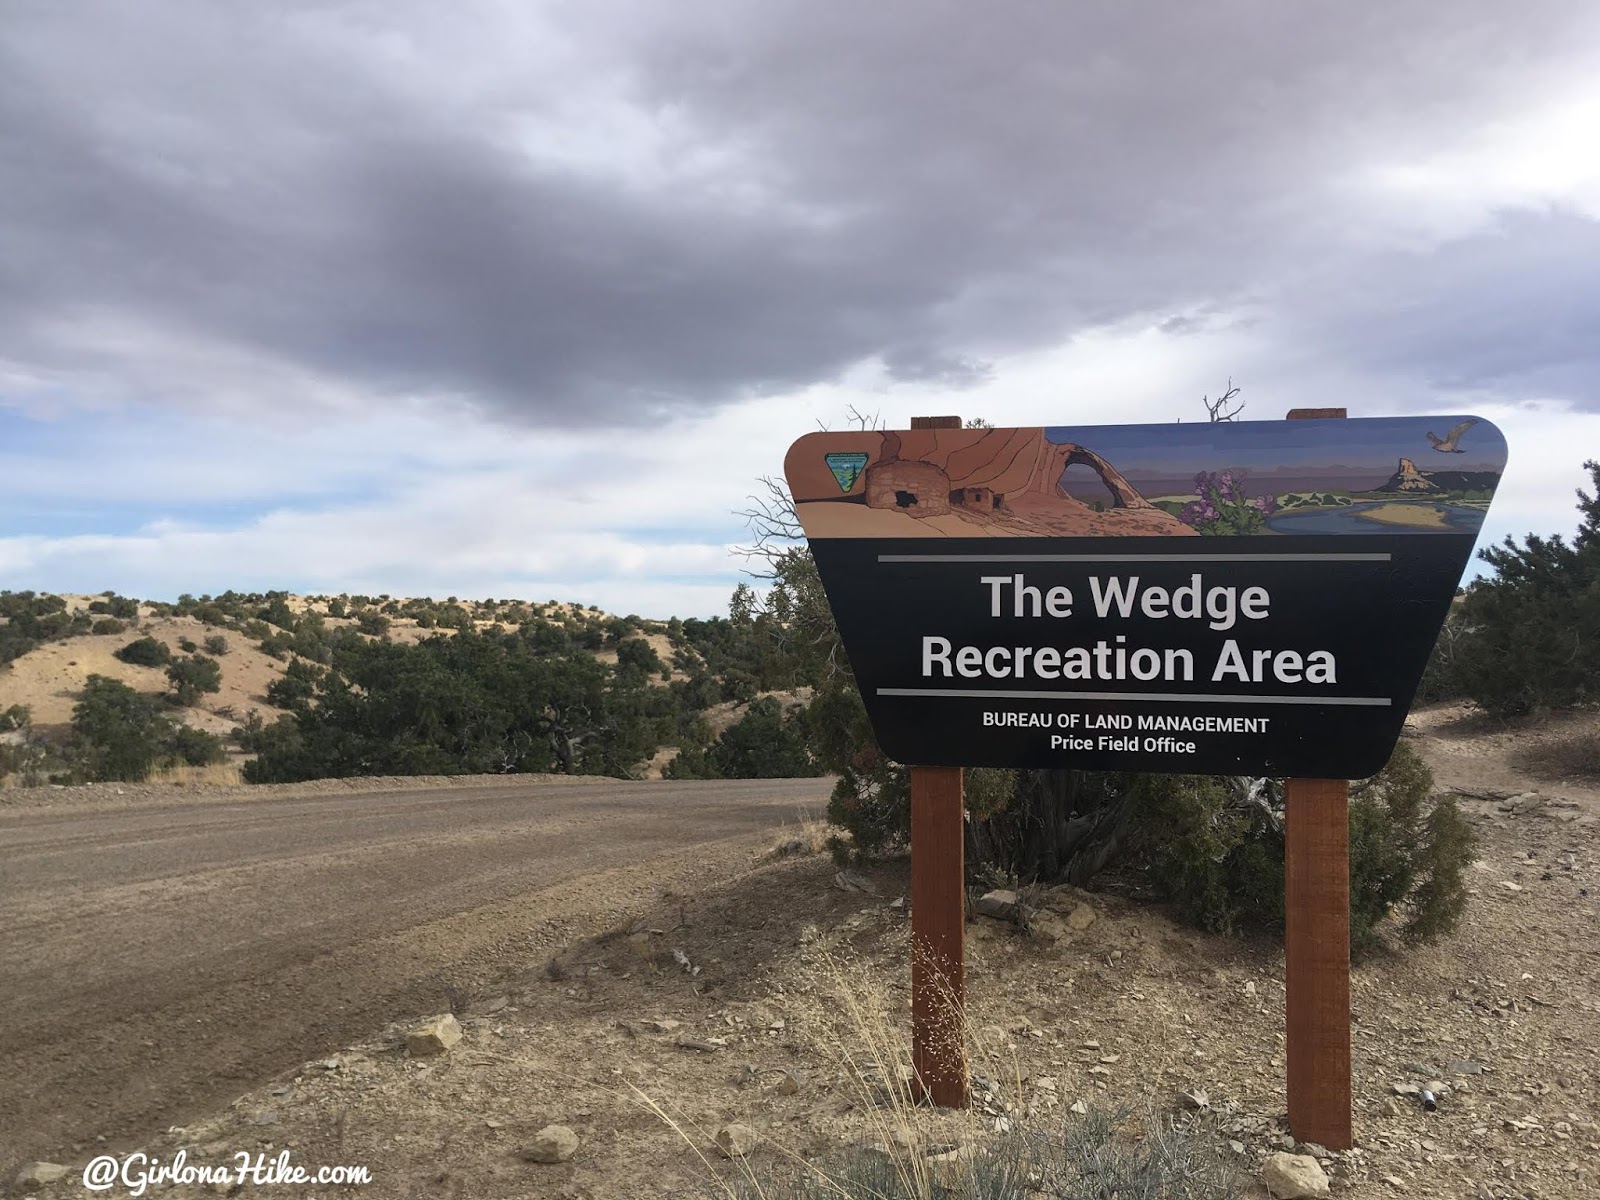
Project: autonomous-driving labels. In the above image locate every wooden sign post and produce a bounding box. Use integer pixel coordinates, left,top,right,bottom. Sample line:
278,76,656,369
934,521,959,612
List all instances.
910,763,968,1107
1284,407,1353,1151
908,415,969,1109
783,409,1507,1127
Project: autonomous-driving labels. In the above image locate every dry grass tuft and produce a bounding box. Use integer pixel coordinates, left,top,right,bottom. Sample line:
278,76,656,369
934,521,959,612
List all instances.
150,761,246,788
764,812,831,862
1510,730,1600,781
635,952,1241,1200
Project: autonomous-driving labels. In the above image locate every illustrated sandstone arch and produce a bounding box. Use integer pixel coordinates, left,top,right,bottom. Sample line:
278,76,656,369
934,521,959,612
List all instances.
862,427,1152,517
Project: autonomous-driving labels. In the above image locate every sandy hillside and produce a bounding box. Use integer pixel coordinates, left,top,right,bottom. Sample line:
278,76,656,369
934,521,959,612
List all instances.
1,595,705,746
12,708,1588,1200
0,613,287,730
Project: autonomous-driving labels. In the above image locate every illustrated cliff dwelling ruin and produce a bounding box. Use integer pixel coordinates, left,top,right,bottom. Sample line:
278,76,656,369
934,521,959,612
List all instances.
808,426,1194,538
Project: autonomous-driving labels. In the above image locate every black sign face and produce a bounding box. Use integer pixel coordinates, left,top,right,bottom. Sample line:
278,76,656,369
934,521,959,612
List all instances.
786,417,1507,778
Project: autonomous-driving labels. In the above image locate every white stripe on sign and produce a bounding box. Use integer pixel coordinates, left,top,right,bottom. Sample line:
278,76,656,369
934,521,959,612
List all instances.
876,688,1391,707
876,553,1392,563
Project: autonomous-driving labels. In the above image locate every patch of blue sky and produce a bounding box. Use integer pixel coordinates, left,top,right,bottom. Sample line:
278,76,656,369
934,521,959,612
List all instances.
0,408,397,529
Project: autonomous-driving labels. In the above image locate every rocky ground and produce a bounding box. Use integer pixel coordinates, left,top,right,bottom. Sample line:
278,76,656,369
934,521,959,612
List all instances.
10,708,1600,1199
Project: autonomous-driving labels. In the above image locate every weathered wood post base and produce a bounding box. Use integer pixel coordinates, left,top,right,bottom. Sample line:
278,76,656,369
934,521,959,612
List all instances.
1284,777,1353,1149
910,763,968,1108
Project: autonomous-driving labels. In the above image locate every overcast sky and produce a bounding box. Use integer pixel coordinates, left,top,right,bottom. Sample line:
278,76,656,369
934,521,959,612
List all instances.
3,1,1599,616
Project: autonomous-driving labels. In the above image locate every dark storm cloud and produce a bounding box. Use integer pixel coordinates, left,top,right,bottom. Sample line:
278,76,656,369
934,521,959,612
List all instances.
2,1,1597,424
1280,211,1600,398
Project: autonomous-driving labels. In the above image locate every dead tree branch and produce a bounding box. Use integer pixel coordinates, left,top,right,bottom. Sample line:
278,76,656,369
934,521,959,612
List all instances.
1202,378,1245,423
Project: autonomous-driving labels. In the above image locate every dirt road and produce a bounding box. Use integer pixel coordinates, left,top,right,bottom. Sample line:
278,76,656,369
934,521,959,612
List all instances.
0,776,832,1170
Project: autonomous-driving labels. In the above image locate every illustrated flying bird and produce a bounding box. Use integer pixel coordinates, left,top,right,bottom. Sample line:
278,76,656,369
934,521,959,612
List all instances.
1426,418,1479,453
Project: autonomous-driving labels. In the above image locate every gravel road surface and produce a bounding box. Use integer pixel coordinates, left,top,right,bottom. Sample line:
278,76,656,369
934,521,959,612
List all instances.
0,776,832,1170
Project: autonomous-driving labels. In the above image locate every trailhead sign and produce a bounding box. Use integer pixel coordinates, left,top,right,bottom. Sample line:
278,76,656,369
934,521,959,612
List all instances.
786,416,1507,778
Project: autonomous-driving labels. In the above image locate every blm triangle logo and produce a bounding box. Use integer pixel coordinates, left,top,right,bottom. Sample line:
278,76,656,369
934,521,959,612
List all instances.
824,452,869,492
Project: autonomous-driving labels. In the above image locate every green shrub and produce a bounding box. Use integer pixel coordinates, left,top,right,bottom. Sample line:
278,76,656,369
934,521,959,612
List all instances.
242,626,662,783
0,703,31,732
1127,773,1262,934
259,594,295,630
1448,460,1600,716
1123,742,1474,956
166,655,223,705
89,595,138,619
257,632,295,660
825,728,1471,956
356,611,390,637
179,637,198,653
615,637,663,678
721,669,759,704
265,659,322,710
203,635,229,656
230,711,268,752
71,676,169,781
115,636,172,667
663,745,719,780
91,618,126,636
167,724,227,767
711,697,820,778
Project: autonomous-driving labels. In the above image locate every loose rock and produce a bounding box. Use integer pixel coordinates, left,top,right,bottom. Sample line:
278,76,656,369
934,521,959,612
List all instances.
406,1014,462,1057
975,889,1023,920
715,1123,759,1158
1067,903,1096,931
1261,1151,1331,1199
522,1124,579,1164
15,1162,70,1187
1029,911,1068,942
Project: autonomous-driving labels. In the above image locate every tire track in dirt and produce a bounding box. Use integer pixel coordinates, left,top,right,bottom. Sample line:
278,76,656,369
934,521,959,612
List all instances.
0,776,832,1171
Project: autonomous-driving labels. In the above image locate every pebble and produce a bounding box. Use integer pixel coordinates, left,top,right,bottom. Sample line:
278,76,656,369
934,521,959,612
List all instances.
1261,1151,1331,1198
974,889,1024,920
523,1124,579,1164
14,1163,70,1187
714,1123,759,1158
406,1014,462,1057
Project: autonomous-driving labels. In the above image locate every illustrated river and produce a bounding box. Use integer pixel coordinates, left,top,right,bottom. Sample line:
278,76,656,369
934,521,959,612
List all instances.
1265,500,1486,535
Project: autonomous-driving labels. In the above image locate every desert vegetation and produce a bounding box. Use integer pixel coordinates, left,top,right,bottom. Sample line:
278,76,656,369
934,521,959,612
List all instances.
2,463,1596,964
1419,460,1600,717
0,588,822,789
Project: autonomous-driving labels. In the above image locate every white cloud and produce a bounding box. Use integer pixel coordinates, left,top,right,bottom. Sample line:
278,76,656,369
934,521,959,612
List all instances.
4,337,1593,613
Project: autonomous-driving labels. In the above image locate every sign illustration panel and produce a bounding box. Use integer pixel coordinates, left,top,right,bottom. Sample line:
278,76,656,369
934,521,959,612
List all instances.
785,416,1507,777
